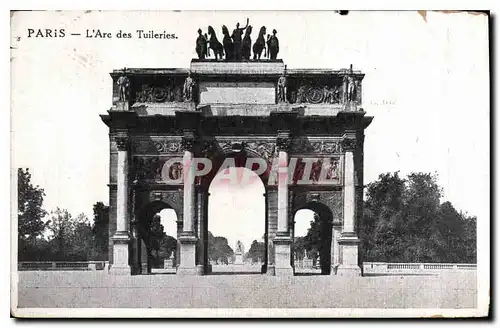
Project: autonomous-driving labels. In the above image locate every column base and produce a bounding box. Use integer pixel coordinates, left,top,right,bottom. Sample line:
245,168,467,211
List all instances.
109,265,132,275
266,265,276,276
337,232,361,277
336,265,362,277
110,232,131,275
273,234,293,277
196,264,205,275
177,233,198,275
330,264,340,275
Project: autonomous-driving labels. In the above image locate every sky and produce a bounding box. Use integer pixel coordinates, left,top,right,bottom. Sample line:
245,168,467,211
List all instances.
11,11,489,251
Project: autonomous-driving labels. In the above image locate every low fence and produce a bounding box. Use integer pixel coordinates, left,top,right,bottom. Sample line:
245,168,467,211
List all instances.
18,261,109,271
363,262,477,275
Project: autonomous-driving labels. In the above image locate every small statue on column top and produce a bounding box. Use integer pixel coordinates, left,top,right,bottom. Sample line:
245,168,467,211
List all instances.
343,64,357,104
116,69,130,102
277,68,288,103
183,71,195,102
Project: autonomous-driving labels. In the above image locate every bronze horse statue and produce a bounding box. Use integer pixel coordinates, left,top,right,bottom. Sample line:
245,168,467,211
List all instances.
241,25,252,60
222,25,233,60
252,26,267,60
207,26,224,60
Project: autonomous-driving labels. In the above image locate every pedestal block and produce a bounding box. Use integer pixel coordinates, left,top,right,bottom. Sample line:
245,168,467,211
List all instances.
109,232,131,275
336,232,361,277
273,234,293,276
234,252,244,265
164,258,174,269
177,233,198,275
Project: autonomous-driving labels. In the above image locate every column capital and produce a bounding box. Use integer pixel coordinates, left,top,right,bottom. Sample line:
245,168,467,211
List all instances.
276,132,291,152
341,137,357,152
181,132,196,152
115,135,129,151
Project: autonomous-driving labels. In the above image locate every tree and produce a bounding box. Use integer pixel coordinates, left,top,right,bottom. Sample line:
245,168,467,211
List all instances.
360,172,477,263
246,239,265,263
91,201,109,260
18,168,47,242
149,214,164,266
158,233,177,262
208,231,234,263
46,208,90,260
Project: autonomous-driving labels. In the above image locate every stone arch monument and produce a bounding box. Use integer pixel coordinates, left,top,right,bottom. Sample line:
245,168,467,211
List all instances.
101,57,373,276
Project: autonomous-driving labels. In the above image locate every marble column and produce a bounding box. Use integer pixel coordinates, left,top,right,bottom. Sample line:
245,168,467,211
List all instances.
273,135,293,276
195,188,207,275
330,225,342,275
177,142,198,275
337,138,361,276
109,135,131,275
266,188,277,276
262,192,268,274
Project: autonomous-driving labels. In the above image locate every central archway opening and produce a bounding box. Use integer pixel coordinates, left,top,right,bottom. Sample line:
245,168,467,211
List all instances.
207,163,266,275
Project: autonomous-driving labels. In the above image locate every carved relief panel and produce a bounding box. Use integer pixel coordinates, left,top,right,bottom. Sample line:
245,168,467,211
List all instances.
292,190,343,225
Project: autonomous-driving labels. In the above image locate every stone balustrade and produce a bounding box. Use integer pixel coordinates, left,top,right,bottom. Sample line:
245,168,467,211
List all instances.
18,261,109,271
363,262,477,275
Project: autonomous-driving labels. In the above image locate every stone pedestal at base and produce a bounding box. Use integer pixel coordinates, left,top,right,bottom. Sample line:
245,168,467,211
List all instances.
273,234,293,276
177,234,198,275
109,233,131,275
303,258,313,269
337,233,362,277
164,258,174,269
196,264,204,275
234,252,243,265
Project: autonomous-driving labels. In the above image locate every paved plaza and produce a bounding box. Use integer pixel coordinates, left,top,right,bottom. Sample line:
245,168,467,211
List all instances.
16,267,476,309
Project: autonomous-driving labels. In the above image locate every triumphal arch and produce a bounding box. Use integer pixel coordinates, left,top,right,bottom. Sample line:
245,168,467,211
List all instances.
101,30,372,276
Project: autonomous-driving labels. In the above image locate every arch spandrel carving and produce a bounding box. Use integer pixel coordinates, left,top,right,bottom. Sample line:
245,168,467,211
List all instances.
292,190,343,225
144,190,184,218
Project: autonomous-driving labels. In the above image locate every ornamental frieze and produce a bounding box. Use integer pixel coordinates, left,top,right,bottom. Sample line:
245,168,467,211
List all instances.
135,84,184,103
290,139,343,154
217,140,276,161
132,138,183,155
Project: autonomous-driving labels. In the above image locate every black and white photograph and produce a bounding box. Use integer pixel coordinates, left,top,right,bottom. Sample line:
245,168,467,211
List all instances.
9,10,489,318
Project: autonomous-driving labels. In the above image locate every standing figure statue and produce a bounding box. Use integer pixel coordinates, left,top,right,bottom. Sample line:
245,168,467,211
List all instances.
195,28,207,59
231,18,249,60
241,25,252,60
183,72,195,102
268,29,279,60
277,70,288,103
343,65,357,103
207,26,224,60
252,26,267,60
221,25,233,60
117,73,130,102
266,34,271,58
